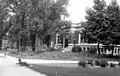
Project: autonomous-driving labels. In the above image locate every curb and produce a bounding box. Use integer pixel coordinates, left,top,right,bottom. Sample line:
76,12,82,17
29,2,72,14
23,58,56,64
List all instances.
21,59,80,64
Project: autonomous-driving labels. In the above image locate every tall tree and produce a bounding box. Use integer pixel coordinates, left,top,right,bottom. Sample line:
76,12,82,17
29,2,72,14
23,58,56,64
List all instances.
5,0,31,51
0,0,12,50
27,0,70,51
83,0,106,55
104,0,120,55
83,0,120,56
5,0,70,51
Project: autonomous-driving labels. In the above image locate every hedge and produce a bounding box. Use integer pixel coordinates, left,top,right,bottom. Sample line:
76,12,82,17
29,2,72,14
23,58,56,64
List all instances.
72,46,82,53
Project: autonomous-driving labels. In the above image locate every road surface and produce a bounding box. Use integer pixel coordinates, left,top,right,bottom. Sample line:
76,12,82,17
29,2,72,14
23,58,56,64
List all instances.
0,54,46,76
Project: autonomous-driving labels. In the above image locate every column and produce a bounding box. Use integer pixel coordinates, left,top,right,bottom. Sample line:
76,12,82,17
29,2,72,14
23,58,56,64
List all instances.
63,36,65,48
56,33,59,44
78,33,81,44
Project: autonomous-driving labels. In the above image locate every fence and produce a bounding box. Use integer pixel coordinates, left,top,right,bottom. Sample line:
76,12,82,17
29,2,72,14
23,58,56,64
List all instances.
99,47,120,55
73,43,120,56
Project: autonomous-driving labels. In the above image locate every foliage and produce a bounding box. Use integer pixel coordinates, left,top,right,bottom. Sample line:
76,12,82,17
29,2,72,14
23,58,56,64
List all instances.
99,60,108,68
118,62,120,66
72,46,82,53
47,47,55,52
83,0,106,43
109,63,116,68
89,46,97,54
83,0,120,45
104,0,120,45
86,59,94,66
78,61,86,67
0,0,14,50
94,60,100,66
82,0,120,56
1,0,71,51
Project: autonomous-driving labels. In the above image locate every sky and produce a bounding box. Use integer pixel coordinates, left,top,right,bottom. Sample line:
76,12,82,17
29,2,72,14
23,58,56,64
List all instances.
66,0,120,23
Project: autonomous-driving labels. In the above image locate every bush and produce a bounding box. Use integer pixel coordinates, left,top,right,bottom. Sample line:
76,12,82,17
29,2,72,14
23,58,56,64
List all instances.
10,51,19,54
78,61,86,67
47,47,55,52
20,47,26,52
86,59,94,66
110,63,116,68
99,60,108,68
28,53,35,56
94,60,100,66
72,46,82,53
118,62,120,66
88,46,97,54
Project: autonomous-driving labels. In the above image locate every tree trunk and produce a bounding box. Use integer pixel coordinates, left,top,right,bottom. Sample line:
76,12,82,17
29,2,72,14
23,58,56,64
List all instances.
111,44,114,56
31,34,36,51
65,39,68,47
19,37,26,52
19,38,22,51
97,42,100,55
0,37,2,50
23,39,26,52
17,40,19,52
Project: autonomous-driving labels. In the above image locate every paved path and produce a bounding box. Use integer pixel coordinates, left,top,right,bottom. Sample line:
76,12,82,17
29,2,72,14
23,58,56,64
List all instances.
0,54,47,76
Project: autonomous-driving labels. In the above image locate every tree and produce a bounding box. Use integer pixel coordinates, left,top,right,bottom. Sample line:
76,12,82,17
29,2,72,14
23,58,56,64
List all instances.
0,0,13,50
83,0,106,55
27,0,70,51
5,0,71,51
83,0,120,56
4,0,32,51
104,0,120,55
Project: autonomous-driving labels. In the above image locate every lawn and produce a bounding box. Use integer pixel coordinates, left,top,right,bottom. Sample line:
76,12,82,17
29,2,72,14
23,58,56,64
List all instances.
8,50,120,61
8,51,89,61
30,64,120,76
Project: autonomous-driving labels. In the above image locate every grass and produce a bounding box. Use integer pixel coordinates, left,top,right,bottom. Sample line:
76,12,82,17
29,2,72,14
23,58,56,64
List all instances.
30,64,120,76
7,49,120,61
8,51,89,61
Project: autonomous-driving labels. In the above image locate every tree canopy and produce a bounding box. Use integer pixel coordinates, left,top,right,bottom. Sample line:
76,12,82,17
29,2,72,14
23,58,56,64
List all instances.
83,0,120,45
0,0,71,51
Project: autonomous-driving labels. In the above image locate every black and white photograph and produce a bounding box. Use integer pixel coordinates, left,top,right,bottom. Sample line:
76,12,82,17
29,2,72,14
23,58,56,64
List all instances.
0,0,120,76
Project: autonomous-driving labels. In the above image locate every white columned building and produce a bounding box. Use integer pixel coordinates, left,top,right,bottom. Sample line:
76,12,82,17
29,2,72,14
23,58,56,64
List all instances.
78,33,81,44
56,33,59,45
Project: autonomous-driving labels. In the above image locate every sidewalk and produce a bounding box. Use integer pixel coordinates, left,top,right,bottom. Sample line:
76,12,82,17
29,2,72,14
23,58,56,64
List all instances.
0,66,47,76
0,53,79,64
0,53,79,68
0,54,47,76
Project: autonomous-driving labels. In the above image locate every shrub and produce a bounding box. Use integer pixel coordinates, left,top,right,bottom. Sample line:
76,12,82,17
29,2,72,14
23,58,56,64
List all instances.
86,59,94,66
78,61,86,67
110,63,116,68
55,46,63,51
89,46,97,54
10,51,19,54
28,53,34,56
72,46,82,53
47,47,55,52
118,62,120,66
20,47,26,52
99,60,108,68
36,49,45,53
94,60,100,66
